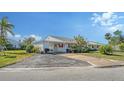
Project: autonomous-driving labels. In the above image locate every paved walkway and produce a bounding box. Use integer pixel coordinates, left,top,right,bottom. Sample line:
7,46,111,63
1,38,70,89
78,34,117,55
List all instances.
60,54,124,67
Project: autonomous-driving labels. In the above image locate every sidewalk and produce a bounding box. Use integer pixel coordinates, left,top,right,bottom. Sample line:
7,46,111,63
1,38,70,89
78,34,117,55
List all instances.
60,54,124,68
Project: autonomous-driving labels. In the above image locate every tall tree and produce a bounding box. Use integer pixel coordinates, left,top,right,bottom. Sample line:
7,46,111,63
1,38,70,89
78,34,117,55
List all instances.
0,17,14,51
23,37,35,45
0,17,14,38
74,35,87,47
105,33,112,44
113,30,122,36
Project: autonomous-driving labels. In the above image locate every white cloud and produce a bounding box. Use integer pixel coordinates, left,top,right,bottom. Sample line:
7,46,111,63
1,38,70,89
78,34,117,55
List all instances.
91,12,124,32
15,34,21,38
7,33,22,41
7,33,42,42
91,12,119,26
108,24,124,32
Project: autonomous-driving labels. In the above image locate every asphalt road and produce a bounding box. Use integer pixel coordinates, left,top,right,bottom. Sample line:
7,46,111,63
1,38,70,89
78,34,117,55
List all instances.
0,66,124,81
0,54,124,81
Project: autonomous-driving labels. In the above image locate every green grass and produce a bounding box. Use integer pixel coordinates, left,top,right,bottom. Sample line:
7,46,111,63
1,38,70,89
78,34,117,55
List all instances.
0,50,33,67
82,51,124,61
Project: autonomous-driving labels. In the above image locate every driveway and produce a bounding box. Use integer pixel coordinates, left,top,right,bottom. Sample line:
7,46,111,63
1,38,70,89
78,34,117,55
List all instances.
5,54,91,68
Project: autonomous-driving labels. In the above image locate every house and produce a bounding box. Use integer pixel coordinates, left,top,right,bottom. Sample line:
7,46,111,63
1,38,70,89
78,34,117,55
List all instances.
8,39,21,49
34,35,102,53
34,36,76,53
87,41,103,50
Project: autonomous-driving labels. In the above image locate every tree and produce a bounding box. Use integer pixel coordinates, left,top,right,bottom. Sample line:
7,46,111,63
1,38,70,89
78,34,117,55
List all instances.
23,37,35,45
74,35,87,47
0,17,14,38
105,33,112,40
105,33,112,44
71,35,88,53
20,37,35,50
119,43,124,51
113,30,122,36
105,30,123,45
99,45,113,55
0,17,14,50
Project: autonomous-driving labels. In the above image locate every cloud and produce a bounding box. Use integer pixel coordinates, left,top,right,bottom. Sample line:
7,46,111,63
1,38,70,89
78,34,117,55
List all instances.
108,24,124,32
7,33,42,42
7,33,22,41
15,34,21,38
91,12,119,26
91,12,124,32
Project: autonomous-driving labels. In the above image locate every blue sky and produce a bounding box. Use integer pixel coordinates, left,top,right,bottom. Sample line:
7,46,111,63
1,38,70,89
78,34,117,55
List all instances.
0,12,124,43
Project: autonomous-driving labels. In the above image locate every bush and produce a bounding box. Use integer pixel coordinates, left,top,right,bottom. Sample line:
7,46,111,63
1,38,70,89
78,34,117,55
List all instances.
119,43,124,51
99,45,113,55
32,46,41,53
71,45,89,53
20,43,27,50
81,46,90,53
26,44,34,53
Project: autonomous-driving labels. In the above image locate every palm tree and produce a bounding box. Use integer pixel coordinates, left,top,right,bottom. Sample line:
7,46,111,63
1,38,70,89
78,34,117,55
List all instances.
74,35,87,47
0,16,14,39
0,16,14,55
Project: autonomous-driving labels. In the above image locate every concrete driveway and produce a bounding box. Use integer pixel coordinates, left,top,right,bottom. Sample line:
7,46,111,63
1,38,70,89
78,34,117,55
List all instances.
5,54,91,68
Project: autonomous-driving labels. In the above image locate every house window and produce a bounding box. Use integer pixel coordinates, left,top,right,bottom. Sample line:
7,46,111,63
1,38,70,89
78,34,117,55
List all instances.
59,44,63,48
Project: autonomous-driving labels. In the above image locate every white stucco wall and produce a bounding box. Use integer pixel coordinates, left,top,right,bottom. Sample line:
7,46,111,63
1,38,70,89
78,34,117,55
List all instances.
43,42,69,53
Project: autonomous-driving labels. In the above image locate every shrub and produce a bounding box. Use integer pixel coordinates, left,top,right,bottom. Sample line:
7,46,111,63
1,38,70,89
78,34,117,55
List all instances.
20,43,27,50
99,45,113,55
81,46,90,53
71,45,89,53
119,43,124,51
32,46,41,53
26,44,34,53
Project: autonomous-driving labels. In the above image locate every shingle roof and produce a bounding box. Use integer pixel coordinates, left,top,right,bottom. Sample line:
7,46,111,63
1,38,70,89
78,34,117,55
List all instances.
47,35,76,43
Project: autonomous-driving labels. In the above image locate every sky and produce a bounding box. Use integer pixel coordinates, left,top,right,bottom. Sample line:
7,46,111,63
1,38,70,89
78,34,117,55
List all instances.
0,12,124,44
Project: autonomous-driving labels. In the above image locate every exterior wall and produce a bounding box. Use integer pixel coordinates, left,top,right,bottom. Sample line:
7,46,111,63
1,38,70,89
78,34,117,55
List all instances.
43,42,69,53
54,43,68,53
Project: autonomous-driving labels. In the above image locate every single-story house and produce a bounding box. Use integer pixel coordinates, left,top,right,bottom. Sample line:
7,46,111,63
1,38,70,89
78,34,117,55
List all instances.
9,39,21,49
34,35,102,53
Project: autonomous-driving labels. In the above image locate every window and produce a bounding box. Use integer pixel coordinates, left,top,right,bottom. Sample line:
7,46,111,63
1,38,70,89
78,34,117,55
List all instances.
59,44,63,48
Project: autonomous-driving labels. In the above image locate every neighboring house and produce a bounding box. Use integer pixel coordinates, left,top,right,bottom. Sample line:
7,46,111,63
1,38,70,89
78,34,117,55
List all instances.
34,35,102,53
87,41,103,50
8,39,21,49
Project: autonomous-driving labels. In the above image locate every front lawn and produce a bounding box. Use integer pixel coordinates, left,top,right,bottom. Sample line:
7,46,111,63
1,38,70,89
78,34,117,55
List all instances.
0,50,34,67
82,51,124,61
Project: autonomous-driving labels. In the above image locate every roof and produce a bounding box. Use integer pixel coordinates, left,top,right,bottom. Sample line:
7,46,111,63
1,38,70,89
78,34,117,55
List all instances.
49,35,74,41
44,35,76,43
87,41,103,45
34,35,103,45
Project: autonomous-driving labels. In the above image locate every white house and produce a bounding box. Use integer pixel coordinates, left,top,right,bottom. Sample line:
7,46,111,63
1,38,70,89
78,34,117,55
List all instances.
34,35,102,53
34,36,76,53
9,39,21,49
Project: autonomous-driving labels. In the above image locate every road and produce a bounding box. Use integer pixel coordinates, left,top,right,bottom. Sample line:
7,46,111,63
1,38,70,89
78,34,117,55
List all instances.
0,54,124,81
